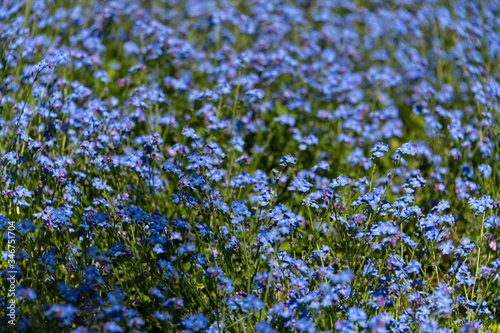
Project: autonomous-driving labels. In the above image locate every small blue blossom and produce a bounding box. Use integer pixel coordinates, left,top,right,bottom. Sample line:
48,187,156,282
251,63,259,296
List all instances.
396,141,417,156
182,127,199,139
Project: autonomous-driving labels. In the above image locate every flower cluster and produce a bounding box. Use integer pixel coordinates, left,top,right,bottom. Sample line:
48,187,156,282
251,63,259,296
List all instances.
1,0,500,332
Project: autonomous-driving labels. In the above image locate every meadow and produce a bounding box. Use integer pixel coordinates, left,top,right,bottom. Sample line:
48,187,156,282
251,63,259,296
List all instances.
1,0,500,332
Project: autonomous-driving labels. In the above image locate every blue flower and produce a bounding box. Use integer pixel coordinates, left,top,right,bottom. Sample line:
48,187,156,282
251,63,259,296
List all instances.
182,313,207,332
279,154,297,166
295,319,314,332
406,260,422,274
478,164,492,178
182,127,199,139
330,175,350,188
396,141,417,156
347,306,367,322
439,240,455,255
291,177,313,192
433,199,450,212
370,142,389,158
469,195,493,214
104,322,123,332
255,321,276,333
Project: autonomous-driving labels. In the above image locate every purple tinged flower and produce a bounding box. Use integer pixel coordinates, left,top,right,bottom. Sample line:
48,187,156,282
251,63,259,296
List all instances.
235,154,252,165
450,148,462,159
44,304,78,326
207,266,223,277
3,151,21,165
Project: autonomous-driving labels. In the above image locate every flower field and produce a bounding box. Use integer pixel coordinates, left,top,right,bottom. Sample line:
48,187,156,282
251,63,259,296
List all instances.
2,0,500,332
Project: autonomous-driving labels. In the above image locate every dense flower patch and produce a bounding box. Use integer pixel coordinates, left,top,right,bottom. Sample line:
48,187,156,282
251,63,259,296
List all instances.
1,0,500,332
